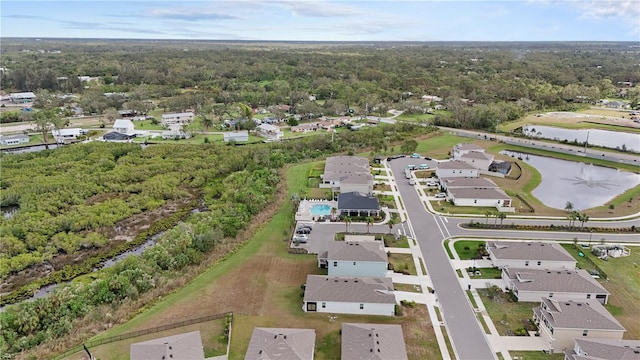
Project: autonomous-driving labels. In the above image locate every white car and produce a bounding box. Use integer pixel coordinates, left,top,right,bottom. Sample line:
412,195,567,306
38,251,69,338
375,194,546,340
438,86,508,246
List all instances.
426,182,438,187
409,179,416,185
434,193,447,199
293,234,308,243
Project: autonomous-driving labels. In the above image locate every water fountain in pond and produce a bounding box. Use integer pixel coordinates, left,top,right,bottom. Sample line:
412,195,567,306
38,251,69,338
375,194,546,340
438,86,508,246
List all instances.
563,163,617,189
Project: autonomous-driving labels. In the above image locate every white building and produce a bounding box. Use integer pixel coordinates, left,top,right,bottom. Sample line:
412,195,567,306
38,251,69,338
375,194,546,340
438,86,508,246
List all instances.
320,156,373,194
161,112,195,127
9,92,36,103
533,298,625,354
458,151,494,171
51,128,88,143
488,241,577,270
502,267,609,304
448,187,513,212
256,123,284,141
436,160,479,178
319,241,388,278
452,143,485,159
223,131,249,143
302,275,396,316
341,323,408,360
0,134,29,146
113,119,135,135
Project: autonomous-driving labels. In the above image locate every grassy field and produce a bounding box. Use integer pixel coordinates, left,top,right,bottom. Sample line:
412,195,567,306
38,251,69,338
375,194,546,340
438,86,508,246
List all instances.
67,160,439,360
562,243,640,339
395,112,436,123
477,288,538,336
414,133,467,159
499,109,640,134
453,240,486,260
389,253,417,275
509,351,565,360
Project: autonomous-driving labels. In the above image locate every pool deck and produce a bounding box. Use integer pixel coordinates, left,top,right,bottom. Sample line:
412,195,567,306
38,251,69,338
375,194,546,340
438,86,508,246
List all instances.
295,199,338,221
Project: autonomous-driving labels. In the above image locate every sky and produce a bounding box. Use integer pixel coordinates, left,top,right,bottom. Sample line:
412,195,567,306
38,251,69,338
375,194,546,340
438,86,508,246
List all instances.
1,0,639,42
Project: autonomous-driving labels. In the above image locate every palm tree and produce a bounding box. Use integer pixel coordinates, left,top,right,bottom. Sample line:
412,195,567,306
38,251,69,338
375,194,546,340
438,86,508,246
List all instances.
199,115,213,133
579,213,590,228
497,212,507,225
484,210,492,224
365,216,374,233
387,217,397,234
567,211,578,228
344,216,352,233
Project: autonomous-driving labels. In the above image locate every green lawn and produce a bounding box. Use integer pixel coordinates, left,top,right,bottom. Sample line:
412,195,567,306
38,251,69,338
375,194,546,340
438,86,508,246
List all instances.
509,351,565,360
477,287,537,336
469,267,502,279
453,240,486,260
133,119,165,130
383,234,410,248
395,113,435,123
389,253,417,275
414,133,469,159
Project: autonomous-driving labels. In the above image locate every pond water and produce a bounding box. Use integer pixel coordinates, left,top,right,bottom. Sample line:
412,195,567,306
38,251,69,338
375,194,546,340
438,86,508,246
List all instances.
501,151,640,210
522,125,640,153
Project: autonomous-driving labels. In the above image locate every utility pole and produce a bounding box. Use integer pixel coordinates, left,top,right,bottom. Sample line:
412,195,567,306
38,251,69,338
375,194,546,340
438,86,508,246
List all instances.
584,131,590,154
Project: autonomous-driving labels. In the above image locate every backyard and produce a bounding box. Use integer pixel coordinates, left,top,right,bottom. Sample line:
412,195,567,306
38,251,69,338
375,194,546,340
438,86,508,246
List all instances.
477,286,538,337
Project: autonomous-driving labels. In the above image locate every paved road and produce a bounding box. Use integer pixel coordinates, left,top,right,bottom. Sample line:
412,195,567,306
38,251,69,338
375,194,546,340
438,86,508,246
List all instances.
389,159,497,360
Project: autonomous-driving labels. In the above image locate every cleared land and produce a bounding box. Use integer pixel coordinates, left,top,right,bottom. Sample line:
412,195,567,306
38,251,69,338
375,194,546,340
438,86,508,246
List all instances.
499,109,639,133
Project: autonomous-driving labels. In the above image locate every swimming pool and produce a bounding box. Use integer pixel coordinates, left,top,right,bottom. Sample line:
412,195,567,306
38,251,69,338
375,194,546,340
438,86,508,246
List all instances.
310,204,332,216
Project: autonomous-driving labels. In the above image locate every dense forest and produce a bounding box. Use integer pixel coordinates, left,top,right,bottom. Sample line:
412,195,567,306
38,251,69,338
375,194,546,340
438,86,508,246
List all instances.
1,40,639,131
0,122,434,357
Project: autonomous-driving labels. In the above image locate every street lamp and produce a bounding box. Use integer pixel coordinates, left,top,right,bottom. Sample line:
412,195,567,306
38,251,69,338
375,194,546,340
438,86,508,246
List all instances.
588,230,593,246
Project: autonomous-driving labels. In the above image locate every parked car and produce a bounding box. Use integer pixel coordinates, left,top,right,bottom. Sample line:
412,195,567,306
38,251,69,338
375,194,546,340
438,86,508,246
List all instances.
407,164,416,170
410,153,421,158
419,164,429,169
434,193,447,199
409,179,416,185
296,228,311,234
293,234,308,243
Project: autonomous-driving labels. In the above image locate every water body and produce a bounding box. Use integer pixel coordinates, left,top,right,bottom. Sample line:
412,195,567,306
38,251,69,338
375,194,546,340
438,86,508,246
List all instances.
522,125,640,153
502,151,640,210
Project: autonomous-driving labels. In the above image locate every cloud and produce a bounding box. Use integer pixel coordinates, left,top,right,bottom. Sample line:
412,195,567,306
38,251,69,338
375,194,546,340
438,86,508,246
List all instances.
273,0,366,17
2,14,47,20
148,8,240,21
574,0,640,35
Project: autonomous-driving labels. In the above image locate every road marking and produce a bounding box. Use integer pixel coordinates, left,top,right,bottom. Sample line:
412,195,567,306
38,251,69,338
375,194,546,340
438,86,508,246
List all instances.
431,214,447,239
441,216,448,223
406,218,417,239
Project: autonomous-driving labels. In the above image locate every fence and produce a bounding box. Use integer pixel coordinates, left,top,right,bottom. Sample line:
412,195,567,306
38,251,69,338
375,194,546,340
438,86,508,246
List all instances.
571,244,609,280
52,312,232,359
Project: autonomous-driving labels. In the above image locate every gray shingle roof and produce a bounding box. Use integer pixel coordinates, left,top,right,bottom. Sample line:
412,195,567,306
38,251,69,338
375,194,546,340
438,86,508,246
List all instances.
130,331,205,360
328,241,387,263
504,268,609,295
245,328,316,360
449,187,510,200
303,275,395,304
461,151,494,161
341,323,408,360
567,339,640,360
437,160,478,170
338,192,380,211
535,298,625,331
488,241,576,262
442,177,498,188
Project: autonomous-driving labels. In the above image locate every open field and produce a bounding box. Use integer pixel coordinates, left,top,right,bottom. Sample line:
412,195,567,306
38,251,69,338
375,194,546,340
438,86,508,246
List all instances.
65,161,439,360
499,109,640,133
562,244,640,339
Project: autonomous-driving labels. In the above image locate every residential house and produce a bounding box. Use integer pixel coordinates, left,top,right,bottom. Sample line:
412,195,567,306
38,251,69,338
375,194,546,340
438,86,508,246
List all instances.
245,328,316,360
452,143,485,159
341,323,408,360
161,129,191,140
436,160,479,178
9,92,36,103
604,100,630,109
337,192,380,217
161,112,195,127
223,118,248,129
291,122,321,133
223,131,249,143
488,241,577,270
421,95,443,103
502,268,610,304
441,177,499,191
320,156,373,194
448,187,514,211
113,119,135,135
0,134,29,146
130,331,205,360
533,298,625,354
458,151,495,171
565,338,640,360
319,241,388,277
51,128,88,143
302,275,396,316
102,132,135,142
118,109,136,118
256,123,284,141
